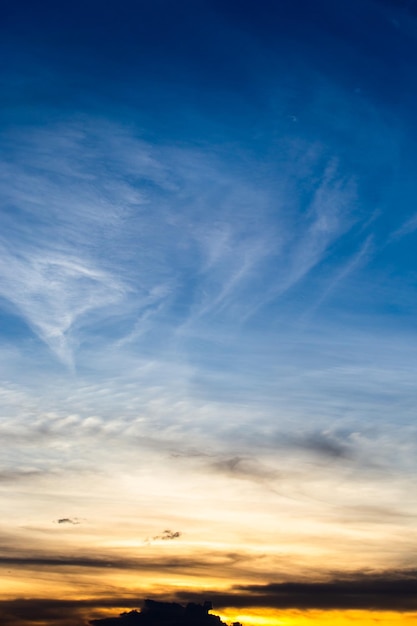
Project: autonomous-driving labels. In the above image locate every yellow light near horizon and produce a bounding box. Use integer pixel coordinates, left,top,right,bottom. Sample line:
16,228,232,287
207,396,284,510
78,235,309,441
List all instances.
217,609,417,626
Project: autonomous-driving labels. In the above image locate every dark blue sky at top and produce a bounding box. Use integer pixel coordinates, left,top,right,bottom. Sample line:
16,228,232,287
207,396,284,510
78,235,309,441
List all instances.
1,0,414,197
2,0,416,131
1,0,417,358
2,0,416,216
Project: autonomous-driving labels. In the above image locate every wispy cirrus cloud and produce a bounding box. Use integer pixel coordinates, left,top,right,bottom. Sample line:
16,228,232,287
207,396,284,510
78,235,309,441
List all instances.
0,117,367,369
0,251,126,368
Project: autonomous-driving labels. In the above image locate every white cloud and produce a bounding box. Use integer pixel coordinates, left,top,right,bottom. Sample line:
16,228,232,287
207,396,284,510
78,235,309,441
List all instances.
0,251,126,367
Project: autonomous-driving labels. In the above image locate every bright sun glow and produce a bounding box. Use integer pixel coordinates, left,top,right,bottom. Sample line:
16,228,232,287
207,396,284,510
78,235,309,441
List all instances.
218,610,417,626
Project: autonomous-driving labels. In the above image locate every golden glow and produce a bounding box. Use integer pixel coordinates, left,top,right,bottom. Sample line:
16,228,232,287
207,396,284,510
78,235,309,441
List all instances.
218,610,417,626
2,448,417,625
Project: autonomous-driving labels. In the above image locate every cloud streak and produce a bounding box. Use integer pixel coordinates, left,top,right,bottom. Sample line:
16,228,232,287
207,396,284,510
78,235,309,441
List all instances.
171,569,417,611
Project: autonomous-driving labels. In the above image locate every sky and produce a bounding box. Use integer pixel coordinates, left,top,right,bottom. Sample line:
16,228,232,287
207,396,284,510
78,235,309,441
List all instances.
1,0,417,624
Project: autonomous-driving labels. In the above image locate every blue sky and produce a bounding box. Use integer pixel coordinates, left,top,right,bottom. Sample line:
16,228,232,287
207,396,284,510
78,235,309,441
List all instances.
1,1,417,625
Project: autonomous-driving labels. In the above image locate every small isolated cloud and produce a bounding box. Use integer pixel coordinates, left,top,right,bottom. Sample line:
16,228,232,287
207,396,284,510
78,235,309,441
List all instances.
55,517,82,525
153,529,182,541
144,529,182,545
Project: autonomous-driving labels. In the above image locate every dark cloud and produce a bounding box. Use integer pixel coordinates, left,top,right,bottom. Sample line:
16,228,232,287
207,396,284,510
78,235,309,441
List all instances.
0,550,242,574
171,569,417,612
0,597,93,626
0,597,147,626
0,555,128,569
0,469,46,482
270,430,354,461
0,598,234,626
211,456,277,481
297,432,352,459
55,517,81,525
152,530,182,541
89,599,230,625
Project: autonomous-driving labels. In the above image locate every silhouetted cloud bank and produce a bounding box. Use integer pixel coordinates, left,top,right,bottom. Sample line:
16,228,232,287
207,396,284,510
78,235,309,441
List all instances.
89,599,238,626
171,570,417,611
